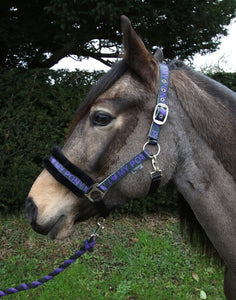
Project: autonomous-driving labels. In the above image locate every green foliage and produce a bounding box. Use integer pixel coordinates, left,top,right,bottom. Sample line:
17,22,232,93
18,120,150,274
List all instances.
0,214,225,299
0,69,102,212
0,0,235,68
208,72,236,92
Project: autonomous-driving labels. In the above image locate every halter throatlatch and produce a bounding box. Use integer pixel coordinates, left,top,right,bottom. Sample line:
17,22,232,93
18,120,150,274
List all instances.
43,63,169,215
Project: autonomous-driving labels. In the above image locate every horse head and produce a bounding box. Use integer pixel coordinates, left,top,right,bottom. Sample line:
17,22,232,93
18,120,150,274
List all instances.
26,16,178,239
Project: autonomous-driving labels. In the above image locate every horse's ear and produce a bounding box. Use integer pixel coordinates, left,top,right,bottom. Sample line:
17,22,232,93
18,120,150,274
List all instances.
153,47,164,63
121,15,158,87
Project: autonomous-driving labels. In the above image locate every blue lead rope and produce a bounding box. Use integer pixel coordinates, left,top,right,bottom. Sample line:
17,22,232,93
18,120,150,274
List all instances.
0,238,96,297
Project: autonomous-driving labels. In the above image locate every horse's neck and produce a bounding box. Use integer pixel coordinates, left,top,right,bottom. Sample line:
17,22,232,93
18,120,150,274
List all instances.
170,89,236,274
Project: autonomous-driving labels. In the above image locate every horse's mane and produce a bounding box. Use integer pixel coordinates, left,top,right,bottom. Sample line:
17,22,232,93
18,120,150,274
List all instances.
169,60,236,181
169,60,236,265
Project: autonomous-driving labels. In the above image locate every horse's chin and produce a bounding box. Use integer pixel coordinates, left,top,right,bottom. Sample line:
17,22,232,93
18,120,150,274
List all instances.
45,207,97,240
47,215,74,240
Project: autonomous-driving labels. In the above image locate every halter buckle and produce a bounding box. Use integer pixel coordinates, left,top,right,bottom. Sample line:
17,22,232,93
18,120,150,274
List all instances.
153,103,169,125
85,185,106,203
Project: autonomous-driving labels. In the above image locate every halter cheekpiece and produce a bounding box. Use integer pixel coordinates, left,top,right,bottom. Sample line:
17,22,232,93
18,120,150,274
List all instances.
43,63,169,217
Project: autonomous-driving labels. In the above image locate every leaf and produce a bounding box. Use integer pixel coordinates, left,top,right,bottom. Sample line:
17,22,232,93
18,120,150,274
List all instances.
200,290,207,299
192,272,199,282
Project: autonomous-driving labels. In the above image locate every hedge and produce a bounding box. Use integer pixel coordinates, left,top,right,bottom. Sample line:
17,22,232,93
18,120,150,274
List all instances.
0,69,102,212
208,71,236,91
0,69,235,213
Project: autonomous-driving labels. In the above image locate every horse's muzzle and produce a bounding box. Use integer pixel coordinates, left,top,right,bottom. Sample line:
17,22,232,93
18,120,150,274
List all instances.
25,197,51,235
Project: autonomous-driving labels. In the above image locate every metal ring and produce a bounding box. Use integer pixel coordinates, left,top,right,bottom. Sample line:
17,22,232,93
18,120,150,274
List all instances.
143,142,161,159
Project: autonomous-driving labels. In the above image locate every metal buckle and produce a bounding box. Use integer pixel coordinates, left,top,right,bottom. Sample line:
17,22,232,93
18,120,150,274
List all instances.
153,103,169,125
85,185,106,203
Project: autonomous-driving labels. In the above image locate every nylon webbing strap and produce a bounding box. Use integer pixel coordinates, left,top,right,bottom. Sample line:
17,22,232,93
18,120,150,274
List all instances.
97,150,150,193
148,63,169,145
43,148,151,202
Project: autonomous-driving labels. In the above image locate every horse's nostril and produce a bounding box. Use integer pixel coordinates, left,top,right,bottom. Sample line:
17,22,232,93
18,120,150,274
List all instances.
25,197,51,235
25,197,38,224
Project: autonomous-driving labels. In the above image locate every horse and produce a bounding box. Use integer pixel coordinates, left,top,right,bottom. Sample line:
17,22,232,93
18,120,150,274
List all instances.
25,16,236,299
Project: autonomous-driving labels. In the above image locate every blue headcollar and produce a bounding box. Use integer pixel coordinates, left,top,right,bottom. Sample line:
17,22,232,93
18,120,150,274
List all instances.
43,63,169,216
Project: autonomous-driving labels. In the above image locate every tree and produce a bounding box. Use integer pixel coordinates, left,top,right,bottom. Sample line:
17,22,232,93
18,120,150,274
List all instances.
0,0,235,69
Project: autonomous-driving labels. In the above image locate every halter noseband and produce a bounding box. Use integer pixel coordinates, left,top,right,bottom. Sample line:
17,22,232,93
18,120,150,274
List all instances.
43,63,169,217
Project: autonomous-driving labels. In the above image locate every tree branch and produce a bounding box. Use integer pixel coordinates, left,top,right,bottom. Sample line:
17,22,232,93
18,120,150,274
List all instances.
76,49,122,67
90,56,114,67
79,48,121,59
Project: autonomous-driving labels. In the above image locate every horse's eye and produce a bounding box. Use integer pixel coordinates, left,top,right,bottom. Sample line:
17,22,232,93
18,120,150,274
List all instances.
91,111,114,126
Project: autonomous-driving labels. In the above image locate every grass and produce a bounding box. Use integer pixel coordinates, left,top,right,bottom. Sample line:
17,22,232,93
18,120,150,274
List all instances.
0,212,225,299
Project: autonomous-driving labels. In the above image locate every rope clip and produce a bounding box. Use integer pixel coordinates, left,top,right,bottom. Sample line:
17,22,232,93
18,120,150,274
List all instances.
91,217,106,240
151,155,161,172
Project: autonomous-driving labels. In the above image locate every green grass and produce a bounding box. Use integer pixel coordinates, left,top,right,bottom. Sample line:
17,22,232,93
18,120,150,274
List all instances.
0,213,225,299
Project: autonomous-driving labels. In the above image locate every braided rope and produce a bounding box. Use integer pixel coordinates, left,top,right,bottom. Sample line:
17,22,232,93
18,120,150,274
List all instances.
0,238,96,297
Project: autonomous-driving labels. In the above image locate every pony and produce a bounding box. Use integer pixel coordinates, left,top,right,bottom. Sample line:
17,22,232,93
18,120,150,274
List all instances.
25,16,236,299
